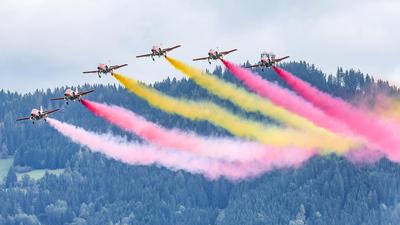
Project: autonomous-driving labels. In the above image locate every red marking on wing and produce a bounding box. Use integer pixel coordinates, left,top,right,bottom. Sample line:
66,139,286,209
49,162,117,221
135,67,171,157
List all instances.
220,49,238,55
163,45,181,52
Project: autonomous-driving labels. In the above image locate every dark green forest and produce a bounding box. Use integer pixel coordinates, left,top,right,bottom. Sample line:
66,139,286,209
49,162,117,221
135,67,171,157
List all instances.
1,62,400,225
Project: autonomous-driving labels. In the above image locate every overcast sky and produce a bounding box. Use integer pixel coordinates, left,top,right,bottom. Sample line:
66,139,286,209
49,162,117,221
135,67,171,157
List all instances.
1,0,399,93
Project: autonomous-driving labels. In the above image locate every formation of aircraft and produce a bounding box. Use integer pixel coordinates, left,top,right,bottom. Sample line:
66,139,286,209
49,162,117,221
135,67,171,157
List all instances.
17,44,289,124
50,88,95,104
82,63,128,78
136,45,181,61
16,106,60,124
193,48,237,64
246,52,289,71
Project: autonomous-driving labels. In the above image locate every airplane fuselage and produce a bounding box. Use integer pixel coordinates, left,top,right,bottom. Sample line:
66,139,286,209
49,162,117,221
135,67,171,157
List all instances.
259,58,274,67
208,50,223,60
30,110,46,121
64,91,80,101
150,46,166,60
97,64,112,75
204,50,223,64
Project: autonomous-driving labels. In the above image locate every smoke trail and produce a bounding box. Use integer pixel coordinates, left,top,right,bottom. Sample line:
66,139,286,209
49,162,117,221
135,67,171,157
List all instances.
273,66,400,161
47,118,314,180
369,95,400,124
165,57,356,153
345,147,384,165
81,99,313,163
221,60,352,135
112,72,346,151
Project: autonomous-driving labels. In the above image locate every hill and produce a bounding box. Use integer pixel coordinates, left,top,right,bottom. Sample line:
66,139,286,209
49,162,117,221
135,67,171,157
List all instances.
0,62,399,225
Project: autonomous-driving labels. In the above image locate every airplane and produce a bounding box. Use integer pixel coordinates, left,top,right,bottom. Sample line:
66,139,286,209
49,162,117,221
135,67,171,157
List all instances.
16,106,60,124
50,88,95,104
193,48,237,64
245,52,289,71
136,45,181,61
82,63,128,78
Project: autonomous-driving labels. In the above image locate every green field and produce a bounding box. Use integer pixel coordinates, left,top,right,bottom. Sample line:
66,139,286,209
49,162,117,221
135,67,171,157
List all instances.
0,157,64,183
0,157,14,183
16,168,65,181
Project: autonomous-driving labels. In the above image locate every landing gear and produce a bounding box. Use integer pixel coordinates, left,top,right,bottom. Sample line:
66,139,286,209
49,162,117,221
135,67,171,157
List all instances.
66,101,69,105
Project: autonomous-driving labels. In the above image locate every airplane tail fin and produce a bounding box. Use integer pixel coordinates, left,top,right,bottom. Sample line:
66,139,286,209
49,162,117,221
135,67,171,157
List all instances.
40,106,44,114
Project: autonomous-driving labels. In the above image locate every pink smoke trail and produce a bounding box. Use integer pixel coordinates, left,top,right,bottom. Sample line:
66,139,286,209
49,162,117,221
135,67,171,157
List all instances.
47,118,314,180
345,146,384,165
273,66,400,162
81,99,313,163
221,60,352,135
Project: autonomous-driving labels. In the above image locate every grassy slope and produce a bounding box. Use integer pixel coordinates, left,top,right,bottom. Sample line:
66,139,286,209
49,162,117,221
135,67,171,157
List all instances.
0,157,14,183
16,168,65,181
1,157,64,183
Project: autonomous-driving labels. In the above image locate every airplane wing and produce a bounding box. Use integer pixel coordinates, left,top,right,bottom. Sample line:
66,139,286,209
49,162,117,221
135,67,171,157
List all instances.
221,49,238,55
193,57,210,61
16,117,30,121
82,70,99,74
245,64,260,69
274,56,290,63
43,109,60,115
79,90,95,96
110,64,128,70
136,53,153,58
50,97,65,101
163,45,181,52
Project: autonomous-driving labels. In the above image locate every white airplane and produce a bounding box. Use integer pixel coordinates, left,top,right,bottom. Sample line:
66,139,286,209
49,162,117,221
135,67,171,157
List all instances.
246,52,289,71
50,88,95,104
16,106,60,124
83,63,128,78
136,45,181,61
193,48,237,64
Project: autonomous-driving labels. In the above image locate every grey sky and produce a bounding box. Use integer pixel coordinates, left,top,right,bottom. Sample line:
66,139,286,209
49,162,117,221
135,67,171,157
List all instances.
1,0,399,93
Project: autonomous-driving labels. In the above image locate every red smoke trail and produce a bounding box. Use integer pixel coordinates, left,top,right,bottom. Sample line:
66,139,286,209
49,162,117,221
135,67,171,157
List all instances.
273,66,400,161
221,60,352,135
81,99,314,163
47,118,314,180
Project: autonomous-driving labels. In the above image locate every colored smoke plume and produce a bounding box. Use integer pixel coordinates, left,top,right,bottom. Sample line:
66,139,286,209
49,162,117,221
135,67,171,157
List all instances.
47,118,314,180
273,66,400,162
165,57,356,153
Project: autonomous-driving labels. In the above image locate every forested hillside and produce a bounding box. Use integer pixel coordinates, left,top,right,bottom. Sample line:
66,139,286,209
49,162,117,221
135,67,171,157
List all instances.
1,62,399,225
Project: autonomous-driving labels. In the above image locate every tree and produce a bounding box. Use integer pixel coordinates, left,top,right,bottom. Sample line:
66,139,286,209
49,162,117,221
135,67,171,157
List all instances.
289,204,306,225
5,166,17,188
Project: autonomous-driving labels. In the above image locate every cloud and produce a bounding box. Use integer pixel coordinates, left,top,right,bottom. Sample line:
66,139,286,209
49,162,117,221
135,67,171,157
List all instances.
0,0,399,92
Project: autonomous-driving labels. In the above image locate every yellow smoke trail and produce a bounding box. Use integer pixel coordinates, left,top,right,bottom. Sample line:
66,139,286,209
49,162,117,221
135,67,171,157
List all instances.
165,57,358,152
373,98,400,122
113,73,352,153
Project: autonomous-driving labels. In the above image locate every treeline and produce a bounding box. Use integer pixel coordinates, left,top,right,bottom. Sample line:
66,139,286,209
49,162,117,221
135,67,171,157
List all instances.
0,61,399,225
